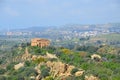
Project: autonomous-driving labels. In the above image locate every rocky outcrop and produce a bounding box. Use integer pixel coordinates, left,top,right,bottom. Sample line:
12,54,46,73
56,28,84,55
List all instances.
46,52,57,59
13,47,32,62
66,65,75,76
85,75,99,80
46,61,67,77
35,74,42,80
13,49,95,80
32,55,38,61
21,47,31,61
31,53,84,79
91,54,101,60
31,52,57,61
46,61,84,78
14,62,24,70
75,70,84,76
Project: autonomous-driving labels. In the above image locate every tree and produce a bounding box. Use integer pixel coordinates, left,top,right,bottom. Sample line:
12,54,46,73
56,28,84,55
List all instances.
40,65,50,78
0,76,6,80
0,68,6,74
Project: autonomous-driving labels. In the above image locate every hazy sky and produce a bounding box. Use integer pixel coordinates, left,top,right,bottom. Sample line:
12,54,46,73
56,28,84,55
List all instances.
0,0,120,29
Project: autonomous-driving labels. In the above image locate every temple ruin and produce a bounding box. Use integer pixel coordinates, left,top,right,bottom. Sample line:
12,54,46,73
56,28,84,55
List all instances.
31,38,50,48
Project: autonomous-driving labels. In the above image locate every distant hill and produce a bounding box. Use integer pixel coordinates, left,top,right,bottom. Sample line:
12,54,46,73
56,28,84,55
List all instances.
11,26,53,32
12,23,120,32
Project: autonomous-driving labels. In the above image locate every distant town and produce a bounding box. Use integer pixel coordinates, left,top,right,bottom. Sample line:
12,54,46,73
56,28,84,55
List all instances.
0,23,120,47
0,23,119,38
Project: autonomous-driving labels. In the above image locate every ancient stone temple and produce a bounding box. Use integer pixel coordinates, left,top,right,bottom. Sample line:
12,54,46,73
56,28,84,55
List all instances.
31,38,50,48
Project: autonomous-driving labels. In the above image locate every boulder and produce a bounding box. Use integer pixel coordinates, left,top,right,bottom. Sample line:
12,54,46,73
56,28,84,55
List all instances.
66,65,75,75
36,74,42,80
46,52,57,59
32,55,37,61
75,70,84,76
91,54,101,60
85,75,99,80
14,62,24,70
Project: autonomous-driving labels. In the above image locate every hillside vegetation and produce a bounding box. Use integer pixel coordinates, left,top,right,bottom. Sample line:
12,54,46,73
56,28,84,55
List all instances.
0,42,120,80
91,33,120,45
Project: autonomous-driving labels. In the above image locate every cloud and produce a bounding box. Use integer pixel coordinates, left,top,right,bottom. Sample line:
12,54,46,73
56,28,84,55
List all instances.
4,7,19,16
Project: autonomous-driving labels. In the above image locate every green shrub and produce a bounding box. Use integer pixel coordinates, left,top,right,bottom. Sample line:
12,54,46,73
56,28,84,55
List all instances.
34,57,46,64
112,75,120,80
0,76,6,80
6,62,15,71
23,68,38,77
40,66,50,78
0,68,6,74
44,76,54,80
99,74,109,80
25,60,31,67
80,63,90,70
71,68,79,75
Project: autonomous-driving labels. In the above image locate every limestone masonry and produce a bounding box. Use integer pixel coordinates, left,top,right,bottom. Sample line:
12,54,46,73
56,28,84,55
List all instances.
31,38,50,48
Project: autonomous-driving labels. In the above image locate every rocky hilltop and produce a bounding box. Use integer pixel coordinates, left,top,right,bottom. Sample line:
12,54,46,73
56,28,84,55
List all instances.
12,47,99,80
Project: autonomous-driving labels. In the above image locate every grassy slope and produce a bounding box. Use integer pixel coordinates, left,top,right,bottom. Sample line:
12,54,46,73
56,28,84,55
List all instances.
92,33,120,41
